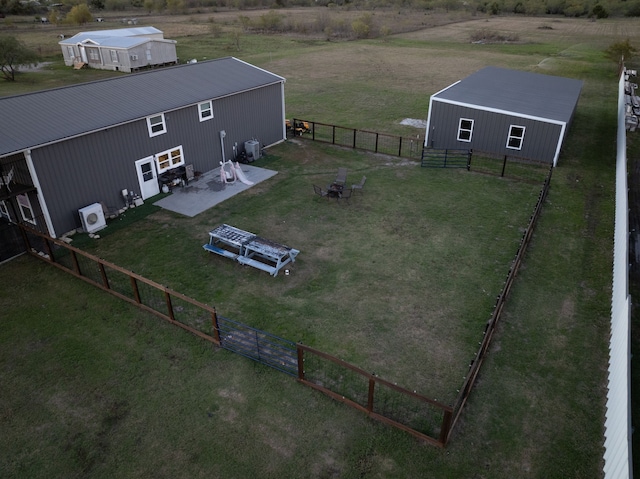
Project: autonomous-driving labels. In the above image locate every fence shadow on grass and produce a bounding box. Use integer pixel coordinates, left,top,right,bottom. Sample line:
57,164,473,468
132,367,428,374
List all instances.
16,163,551,447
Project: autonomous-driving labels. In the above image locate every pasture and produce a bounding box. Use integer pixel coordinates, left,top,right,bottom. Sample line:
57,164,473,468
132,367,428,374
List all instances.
0,11,630,478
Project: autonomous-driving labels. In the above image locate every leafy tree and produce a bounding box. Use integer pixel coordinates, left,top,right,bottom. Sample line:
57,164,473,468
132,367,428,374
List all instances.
66,3,92,24
0,35,39,81
605,38,638,63
592,4,608,18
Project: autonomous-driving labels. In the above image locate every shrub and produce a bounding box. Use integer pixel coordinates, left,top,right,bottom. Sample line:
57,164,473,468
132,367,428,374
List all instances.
592,4,608,18
66,3,92,24
605,38,638,62
259,10,282,31
351,12,374,39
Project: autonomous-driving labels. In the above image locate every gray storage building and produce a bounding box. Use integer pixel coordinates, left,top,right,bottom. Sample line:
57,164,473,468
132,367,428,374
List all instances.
0,57,286,238
424,66,583,166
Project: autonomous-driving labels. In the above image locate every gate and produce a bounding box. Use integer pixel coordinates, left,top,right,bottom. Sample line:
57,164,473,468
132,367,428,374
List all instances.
421,147,471,168
216,316,298,376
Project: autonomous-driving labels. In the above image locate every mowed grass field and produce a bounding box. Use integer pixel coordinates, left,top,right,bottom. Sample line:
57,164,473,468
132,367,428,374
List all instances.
0,11,632,478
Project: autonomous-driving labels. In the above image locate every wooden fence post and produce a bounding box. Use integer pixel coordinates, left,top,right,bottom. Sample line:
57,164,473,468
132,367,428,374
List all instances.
297,345,305,380
130,276,141,304
71,250,81,275
98,262,109,289
43,237,54,261
353,129,357,149
367,376,375,412
398,137,403,157
332,125,335,145
375,133,379,153
439,409,453,445
164,290,175,321
212,308,221,344
501,155,507,177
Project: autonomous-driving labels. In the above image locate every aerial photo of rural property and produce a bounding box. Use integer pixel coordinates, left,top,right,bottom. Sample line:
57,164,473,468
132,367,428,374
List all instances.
1,0,640,477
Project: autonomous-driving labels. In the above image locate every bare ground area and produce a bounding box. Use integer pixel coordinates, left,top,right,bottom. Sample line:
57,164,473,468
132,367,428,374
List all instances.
396,15,640,44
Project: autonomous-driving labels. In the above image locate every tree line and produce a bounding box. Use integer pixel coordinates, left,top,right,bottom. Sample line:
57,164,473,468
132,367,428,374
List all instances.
2,0,640,17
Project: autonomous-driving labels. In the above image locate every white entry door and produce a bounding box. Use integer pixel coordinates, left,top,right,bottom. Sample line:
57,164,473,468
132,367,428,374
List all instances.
135,156,160,199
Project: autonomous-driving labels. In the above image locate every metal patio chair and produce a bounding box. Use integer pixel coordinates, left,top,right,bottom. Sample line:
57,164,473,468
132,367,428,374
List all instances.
313,184,328,199
351,176,366,194
338,187,352,204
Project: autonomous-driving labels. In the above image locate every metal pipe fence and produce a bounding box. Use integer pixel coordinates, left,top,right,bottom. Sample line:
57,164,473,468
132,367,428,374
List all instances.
291,118,423,159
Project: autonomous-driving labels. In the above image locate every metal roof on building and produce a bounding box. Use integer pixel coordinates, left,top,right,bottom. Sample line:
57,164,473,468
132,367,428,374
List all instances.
58,26,164,45
433,66,583,124
0,57,285,157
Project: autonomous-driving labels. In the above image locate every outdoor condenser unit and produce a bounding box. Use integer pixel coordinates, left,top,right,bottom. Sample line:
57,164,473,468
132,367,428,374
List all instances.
244,140,260,161
78,202,106,233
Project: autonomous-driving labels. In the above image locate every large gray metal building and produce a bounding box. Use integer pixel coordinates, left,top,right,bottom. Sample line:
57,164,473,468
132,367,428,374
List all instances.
0,57,286,238
424,66,583,166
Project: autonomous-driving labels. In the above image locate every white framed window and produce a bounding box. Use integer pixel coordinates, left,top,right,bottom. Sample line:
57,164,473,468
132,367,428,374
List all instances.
16,194,36,224
110,49,119,63
0,200,9,219
506,125,526,150
198,101,213,122
88,49,99,61
457,118,474,142
67,46,74,58
146,49,152,61
147,114,167,137
155,146,184,174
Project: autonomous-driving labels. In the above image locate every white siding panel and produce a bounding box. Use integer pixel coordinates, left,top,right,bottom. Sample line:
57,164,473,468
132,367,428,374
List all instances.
602,68,632,479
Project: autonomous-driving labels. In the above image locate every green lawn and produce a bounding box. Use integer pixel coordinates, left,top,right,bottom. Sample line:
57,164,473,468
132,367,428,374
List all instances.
0,12,627,479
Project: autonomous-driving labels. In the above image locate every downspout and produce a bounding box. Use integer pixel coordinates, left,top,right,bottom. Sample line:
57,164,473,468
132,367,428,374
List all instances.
24,149,56,238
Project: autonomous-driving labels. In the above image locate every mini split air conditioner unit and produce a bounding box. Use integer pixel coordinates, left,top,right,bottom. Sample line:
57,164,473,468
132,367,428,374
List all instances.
78,203,106,233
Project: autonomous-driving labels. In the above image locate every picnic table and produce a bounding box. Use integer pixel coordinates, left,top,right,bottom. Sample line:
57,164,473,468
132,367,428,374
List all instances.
203,224,299,276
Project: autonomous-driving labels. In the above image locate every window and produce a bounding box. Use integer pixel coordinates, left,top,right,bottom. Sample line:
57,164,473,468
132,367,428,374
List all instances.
198,101,213,122
155,146,184,174
506,125,526,150
457,118,474,142
67,46,74,59
110,49,119,63
147,114,167,137
146,49,152,61
17,194,35,224
0,200,9,219
88,49,99,61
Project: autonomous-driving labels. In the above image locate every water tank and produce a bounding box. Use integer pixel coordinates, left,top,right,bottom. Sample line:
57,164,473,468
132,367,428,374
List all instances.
244,140,260,161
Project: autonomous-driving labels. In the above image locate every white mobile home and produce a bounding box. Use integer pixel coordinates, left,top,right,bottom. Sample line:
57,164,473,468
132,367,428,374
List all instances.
59,27,178,72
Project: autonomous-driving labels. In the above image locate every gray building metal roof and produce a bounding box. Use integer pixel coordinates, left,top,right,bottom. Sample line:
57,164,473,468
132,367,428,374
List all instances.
0,57,285,157
433,66,583,124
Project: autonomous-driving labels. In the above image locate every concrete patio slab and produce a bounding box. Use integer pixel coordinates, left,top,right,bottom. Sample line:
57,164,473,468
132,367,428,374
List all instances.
153,164,278,217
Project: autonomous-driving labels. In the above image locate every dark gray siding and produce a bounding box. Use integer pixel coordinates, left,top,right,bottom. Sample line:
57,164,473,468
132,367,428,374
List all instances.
31,83,284,235
428,101,563,163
